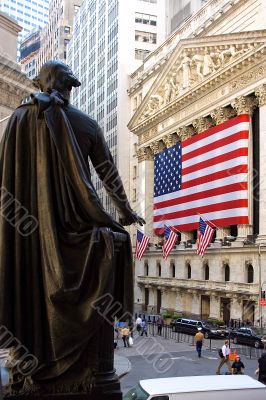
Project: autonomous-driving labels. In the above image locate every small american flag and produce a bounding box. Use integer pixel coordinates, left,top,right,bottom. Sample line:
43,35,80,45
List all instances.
163,225,178,259
135,230,150,260
197,217,214,257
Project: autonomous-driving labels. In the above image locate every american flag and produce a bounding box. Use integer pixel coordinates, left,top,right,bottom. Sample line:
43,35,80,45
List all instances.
154,114,249,234
135,230,150,260
163,225,178,259
197,217,214,257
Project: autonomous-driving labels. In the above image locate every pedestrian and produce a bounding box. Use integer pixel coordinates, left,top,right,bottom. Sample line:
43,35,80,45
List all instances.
194,327,204,358
216,340,231,375
231,355,245,374
121,326,130,348
140,320,148,337
257,352,266,384
128,319,134,338
136,315,142,335
157,315,164,336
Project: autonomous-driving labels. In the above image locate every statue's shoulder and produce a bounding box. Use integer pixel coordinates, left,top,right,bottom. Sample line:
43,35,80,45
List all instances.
65,104,99,130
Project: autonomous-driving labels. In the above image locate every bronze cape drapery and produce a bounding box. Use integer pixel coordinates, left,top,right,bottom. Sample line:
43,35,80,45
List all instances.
0,92,133,393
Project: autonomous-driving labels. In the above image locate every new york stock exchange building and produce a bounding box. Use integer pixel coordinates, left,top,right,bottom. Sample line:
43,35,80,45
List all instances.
127,0,266,327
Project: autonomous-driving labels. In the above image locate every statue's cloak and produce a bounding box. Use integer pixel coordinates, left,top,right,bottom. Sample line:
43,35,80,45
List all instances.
0,92,133,385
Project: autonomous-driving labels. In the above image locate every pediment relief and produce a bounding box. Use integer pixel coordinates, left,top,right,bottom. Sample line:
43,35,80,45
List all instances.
129,31,266,132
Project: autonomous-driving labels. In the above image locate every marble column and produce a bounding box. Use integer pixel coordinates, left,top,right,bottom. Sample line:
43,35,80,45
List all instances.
209,295,220,319
215,227,231,243
231,95,258,242
136,146,154,238
230,296,242,320
255,85,266,244
175,289,184,313
190,291,201,316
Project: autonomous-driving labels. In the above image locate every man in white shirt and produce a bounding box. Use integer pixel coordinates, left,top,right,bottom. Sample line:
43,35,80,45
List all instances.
216,340,232,374
136,316,142,334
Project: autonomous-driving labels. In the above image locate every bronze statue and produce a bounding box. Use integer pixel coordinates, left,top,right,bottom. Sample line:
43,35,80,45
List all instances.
0,60,144,397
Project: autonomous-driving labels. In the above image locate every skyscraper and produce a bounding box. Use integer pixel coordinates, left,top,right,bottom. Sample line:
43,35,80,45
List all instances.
37,0,81,71
0,0,49,54
67,0,167,219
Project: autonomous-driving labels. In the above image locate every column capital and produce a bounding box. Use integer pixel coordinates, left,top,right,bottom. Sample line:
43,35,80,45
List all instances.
162,133,180,148
255,84,266,107
211,107,236,125
150,140,165,155
231,95,258,116
136,146,153,162
179,125,196,141
192,116,214,133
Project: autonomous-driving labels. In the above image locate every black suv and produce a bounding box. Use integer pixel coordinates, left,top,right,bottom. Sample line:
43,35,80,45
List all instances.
171,318,229,339
229,326,266,348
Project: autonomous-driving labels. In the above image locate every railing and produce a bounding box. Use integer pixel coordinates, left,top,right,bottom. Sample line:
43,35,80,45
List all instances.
144,322,266,360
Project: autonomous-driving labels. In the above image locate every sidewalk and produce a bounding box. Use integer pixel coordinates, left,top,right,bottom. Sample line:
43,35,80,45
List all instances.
114,354,131,378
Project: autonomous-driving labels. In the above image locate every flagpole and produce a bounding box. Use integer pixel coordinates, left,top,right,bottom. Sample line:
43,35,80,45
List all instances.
196,212,222,232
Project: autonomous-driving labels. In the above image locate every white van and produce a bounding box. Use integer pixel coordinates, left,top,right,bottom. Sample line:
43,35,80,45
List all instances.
123,375,266,400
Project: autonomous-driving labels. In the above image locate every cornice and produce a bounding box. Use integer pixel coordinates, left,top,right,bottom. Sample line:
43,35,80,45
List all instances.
130,43,266,140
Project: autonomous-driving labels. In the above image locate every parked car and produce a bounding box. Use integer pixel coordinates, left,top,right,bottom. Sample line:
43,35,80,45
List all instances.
123,375,266,400
171,318,229,339
229,326,266,348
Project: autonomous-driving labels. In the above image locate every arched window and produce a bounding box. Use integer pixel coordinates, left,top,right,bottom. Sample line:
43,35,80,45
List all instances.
171,261,175,278
204,264,209,280
186,262,191,279
247,263,254,283
224,264,230,282
157,261,161,277
144,261,149,276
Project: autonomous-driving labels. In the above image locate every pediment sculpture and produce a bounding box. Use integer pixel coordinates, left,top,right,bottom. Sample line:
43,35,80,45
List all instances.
139,42,257,122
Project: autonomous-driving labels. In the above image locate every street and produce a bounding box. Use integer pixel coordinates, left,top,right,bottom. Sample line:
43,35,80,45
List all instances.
117,333,260,394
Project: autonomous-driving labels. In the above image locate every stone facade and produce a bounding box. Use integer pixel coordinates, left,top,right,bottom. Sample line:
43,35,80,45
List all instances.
128,0,266,326
0,12,34,140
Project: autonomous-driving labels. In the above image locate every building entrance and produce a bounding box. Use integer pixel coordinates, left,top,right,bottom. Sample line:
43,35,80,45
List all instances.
221,298,231,324
201,295,210,320
156,289,161,314
242,300,255,325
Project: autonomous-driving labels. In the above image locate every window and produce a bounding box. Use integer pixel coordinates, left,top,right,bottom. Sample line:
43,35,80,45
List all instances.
204,264,209,280
135,13,157,26
133,165,137,179
247,263,254,283
224,264,230,281
64,26,70,33
186,262,191,279
135,31,157,44
157,261,161,277
171,261,175,278
144,261,149,276
135,48,150,60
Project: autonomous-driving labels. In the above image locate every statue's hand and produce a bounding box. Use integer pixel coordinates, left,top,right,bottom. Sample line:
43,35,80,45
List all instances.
119,212,145,226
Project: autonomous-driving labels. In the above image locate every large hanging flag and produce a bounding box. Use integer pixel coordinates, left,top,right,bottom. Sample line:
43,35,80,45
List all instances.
135,230,150,260
197,217,214,257
153,114,249,234
162,225,178,259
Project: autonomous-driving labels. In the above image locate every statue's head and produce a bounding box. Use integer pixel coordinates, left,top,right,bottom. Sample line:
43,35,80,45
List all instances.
33,60,81,99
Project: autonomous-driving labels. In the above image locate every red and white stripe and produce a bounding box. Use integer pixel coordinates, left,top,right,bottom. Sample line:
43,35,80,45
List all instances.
154,114,250,234
197,226,214,257
136,235,150,260
162,230,178,259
